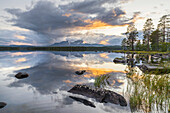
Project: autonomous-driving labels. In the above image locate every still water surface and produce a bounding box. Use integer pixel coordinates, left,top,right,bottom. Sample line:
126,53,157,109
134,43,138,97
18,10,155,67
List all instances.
0,51,137,113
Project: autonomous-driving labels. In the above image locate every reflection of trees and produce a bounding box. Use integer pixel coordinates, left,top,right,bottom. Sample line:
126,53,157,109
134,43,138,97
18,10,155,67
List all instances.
126,67,169,113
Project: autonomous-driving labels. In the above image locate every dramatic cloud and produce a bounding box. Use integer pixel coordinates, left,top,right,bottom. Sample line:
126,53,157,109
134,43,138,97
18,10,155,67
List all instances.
4,0,139,45
5,1,89,34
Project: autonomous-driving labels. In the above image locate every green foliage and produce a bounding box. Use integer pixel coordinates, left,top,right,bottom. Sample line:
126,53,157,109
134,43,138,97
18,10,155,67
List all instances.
121,38,127,50
126,24,138,51
135,40,142,51
159,42,170,52
127,68,170,113
94,74,111,88
150,29,160,51
143,18,154,51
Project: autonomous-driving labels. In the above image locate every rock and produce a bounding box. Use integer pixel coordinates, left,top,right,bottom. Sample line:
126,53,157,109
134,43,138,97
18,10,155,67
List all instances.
69,96,96,108
0,102,7,109
68,84,127,106
15,72,29,79
113,58,125,64
75,70,86,75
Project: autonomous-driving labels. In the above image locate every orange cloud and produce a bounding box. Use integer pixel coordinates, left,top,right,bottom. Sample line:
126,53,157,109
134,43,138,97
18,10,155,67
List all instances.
62,13,72,17
79,20,129,30
15,35,26,40
63,80,72,83
99,39,109,45
9,41,32,46
15,58,27,63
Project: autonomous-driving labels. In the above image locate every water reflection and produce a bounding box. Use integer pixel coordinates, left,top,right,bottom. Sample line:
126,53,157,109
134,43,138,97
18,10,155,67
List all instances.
0,51,129,113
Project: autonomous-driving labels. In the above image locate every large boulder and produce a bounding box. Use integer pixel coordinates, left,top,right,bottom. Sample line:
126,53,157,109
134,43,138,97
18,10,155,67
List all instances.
68,84,127,106
0,102,7,109
113,58,125,64
15,72,29,79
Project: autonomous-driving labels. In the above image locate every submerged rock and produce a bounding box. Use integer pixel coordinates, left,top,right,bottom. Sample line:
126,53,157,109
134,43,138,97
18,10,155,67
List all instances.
75,70,86,75
68,84,127,106
15,72,29,79
69,96,96,108
0,102,7,109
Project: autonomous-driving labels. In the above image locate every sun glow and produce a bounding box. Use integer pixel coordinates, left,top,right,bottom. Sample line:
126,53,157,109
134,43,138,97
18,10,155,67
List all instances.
9,41,32,46
99,40,109,45
15,35,26,40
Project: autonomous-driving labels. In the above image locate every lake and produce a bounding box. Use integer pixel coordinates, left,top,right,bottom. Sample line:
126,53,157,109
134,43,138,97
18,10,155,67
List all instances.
0,51,169,113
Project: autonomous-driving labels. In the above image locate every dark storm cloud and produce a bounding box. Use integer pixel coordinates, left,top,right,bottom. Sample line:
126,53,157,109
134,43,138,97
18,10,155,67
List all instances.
5,1,89,34
64,0,135,26
5,0,135,33
96,7,128,25
62,0,118,14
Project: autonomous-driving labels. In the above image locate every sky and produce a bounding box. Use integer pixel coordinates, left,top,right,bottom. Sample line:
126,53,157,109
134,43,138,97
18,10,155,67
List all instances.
0,0,170,46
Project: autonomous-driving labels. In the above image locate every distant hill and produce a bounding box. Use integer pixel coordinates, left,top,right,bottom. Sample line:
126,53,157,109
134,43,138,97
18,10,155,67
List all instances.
51,40,105,47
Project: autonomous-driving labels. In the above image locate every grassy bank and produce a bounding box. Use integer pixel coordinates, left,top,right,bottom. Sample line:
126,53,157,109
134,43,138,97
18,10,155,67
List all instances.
112,50,170,54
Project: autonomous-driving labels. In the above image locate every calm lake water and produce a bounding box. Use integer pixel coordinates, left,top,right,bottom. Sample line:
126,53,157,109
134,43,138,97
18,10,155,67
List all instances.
0,51,167,113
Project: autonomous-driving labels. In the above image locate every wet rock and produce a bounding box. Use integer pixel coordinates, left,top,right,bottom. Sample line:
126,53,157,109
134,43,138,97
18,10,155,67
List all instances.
75,70,86,75
15,72,29,79
126,52,130,54
0,102,7,109
68,84,127,106
113,58,125,64
69,96,96,108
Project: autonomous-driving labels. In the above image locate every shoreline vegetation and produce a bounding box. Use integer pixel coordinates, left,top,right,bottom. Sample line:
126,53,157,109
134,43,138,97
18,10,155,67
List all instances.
0,46,121,51
0,46,169,54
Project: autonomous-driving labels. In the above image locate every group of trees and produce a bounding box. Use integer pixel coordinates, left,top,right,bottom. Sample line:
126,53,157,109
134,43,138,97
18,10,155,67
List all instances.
121,15,170,52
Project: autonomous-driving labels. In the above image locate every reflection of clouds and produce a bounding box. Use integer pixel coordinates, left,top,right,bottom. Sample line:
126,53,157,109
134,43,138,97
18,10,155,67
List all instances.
6,51,128,94
0,51,131,113
15,58,27,63
7,51,127,95
10,52,33,57
99,53,109,59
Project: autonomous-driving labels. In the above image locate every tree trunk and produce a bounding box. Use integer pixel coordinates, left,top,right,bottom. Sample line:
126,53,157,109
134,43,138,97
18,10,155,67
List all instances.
147,36,150,51
132,39,134,51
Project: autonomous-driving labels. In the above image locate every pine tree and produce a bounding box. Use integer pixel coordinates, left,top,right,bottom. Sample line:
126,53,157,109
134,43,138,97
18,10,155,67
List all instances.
157,15,170,42
143,18,154,51
126,24,138,51
136,40,142,51
150,29,160,51
121,38,127,50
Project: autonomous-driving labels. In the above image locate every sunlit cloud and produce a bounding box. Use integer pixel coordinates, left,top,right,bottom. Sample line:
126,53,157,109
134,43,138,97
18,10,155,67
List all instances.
63,80,72,83
15,58,27,63
62,13,72,17
99,39,109,45
14,35,26,40
9,41,32,45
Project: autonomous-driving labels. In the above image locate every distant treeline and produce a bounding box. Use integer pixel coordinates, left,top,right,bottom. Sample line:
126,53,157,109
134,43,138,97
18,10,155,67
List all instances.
0,46,121,51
